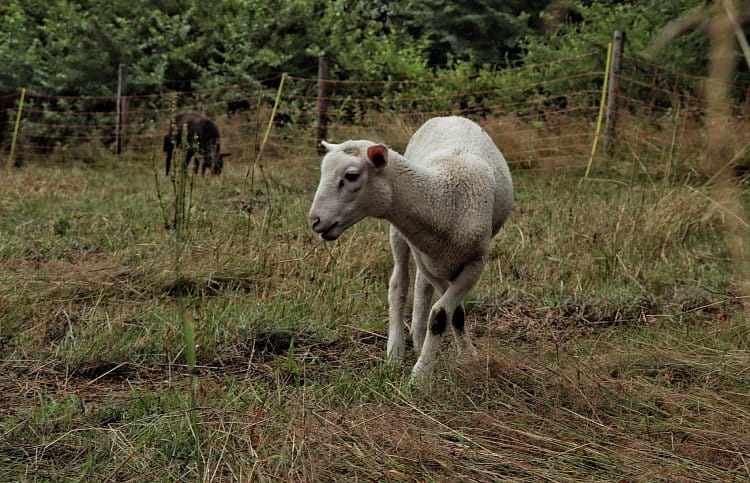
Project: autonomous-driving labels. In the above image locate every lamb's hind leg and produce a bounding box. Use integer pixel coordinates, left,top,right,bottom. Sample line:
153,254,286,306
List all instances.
411,259,484,384
450,303,477,357
387,227,410,362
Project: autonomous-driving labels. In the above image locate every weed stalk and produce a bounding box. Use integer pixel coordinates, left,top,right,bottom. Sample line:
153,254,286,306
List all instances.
154,104,202,464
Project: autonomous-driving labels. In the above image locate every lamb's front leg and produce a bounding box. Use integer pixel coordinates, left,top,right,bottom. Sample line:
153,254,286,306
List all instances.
411,267,434,354
387,228,410,362
411,259,484,384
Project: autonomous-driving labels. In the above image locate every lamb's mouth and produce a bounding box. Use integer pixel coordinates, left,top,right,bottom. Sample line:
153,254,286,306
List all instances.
320,222,340,241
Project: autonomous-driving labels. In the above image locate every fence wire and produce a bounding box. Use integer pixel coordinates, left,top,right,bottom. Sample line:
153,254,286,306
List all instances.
2,48,749,175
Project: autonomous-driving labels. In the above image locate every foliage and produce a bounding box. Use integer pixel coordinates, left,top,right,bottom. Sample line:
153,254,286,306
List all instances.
0,1,41,95
0,0,433,97
2,0,741,104
521,0,711,76
1,0,197,95
394,0,549,67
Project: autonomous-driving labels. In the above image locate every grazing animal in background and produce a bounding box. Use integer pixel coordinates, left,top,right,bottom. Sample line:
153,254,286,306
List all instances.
163,113,230,175
308,116,513,384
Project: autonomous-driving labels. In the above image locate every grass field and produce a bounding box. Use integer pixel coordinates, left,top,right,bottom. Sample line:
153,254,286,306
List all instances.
1,151,748,481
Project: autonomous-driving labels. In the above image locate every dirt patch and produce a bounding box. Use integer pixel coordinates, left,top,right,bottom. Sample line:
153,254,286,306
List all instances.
74,361,135,381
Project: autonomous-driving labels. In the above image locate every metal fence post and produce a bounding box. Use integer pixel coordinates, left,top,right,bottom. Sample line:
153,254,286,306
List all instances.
603,30,625,154
315,56,331,154
115,63,128,155
7,88,26,169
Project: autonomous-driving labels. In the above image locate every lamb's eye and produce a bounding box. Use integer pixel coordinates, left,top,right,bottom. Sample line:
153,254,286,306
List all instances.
344,172,360,182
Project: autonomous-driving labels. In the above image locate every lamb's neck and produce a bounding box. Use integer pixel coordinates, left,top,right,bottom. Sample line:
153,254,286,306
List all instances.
382,154,449,245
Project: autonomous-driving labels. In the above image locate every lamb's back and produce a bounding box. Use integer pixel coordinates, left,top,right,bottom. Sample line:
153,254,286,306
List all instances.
405,116,513,234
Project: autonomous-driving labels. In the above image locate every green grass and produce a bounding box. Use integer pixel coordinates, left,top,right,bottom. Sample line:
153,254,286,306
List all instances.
0,154,748,481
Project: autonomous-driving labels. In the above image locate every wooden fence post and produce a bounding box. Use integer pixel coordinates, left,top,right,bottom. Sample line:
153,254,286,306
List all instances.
603,30,625,154
122,67,129,154
7,88,26,169
115,63,128,155
315,56,331,154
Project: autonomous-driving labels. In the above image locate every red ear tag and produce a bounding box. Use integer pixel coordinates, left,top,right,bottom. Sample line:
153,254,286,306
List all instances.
366,145,388,168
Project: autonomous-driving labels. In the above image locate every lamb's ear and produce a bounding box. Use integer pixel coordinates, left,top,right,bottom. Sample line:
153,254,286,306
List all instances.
366,144,388,168
321,141,339,152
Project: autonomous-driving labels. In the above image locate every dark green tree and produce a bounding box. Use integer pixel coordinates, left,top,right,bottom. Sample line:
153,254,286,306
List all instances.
394,0,550,67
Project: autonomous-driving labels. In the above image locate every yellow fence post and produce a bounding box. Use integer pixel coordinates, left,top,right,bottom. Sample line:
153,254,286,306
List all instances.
7,88,27,169
250,73,287,189
584,44,613,179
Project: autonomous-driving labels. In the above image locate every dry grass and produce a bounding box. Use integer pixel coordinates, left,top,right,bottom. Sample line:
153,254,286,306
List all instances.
0,116,749,479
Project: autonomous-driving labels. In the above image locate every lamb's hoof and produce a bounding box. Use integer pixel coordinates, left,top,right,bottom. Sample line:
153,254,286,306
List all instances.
386,343,405,363
411,336,424,354
461,343,478,358
407,377,433,396
408,364,433,390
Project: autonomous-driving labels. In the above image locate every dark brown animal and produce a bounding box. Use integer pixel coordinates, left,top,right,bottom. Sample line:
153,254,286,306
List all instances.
163,113,230,175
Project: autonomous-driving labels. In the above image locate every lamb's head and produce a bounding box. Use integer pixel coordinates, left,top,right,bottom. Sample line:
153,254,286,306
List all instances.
308,140,392,241
206,140,231,175
212,152,231,175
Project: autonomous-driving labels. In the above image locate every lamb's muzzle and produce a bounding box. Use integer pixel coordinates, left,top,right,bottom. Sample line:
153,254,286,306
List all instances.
309,214,339,241
309,116,513,386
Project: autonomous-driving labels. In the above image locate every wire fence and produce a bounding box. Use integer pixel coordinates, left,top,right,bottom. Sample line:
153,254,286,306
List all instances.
2,47,749,175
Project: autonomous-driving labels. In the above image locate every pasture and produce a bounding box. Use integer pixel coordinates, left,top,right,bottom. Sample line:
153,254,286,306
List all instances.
1,147,748,480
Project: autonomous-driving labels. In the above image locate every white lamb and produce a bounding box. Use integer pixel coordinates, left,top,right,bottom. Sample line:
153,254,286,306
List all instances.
308,116,513,383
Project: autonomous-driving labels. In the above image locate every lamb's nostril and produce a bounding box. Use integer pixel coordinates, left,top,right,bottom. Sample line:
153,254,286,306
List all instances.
310,215,321,229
